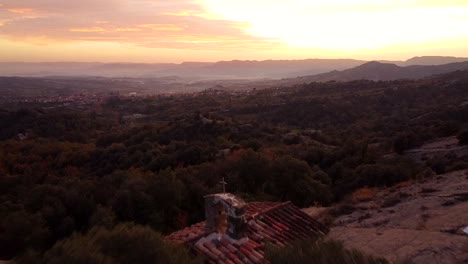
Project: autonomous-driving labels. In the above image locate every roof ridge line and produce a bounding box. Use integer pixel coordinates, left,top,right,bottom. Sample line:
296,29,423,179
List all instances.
250,201,292,219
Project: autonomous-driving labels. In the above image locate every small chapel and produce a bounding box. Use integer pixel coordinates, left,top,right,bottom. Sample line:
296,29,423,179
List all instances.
166,188,329,263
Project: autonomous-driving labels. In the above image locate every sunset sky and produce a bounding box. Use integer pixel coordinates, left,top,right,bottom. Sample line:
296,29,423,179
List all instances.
1,0,468,62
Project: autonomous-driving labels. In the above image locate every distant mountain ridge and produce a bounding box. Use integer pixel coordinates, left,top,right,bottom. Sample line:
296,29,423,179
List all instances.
0,56,467,80
378,56,468,66
0,59,366,79
288,61,468,83
402,56,468,66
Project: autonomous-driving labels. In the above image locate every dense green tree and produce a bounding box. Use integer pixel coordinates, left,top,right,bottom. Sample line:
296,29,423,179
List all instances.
268,156,332,206
43,224,201,264
228,150,271,194
0,210,50,259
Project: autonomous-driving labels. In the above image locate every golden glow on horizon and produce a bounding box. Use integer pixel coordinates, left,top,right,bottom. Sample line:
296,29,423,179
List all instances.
203,0,468,50
0,0,467,62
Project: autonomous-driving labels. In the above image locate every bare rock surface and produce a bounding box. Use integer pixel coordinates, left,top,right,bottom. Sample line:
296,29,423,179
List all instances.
327,169,468,264
331,227,467,263
404,136,468,161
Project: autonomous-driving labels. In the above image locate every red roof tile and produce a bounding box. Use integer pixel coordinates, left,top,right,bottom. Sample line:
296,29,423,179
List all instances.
166,201,328,263
165,221,207,244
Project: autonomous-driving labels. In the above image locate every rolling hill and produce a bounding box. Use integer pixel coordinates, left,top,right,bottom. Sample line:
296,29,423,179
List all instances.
289,61,468,83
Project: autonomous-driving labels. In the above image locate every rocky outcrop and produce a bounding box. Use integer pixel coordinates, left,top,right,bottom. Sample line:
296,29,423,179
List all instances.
325,169,468,264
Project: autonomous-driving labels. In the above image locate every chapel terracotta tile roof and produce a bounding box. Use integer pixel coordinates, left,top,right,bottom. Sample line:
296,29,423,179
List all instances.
166,221,207,244
166,201,328,263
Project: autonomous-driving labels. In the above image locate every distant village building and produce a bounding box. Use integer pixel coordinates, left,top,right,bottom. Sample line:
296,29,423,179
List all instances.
166,193,328,263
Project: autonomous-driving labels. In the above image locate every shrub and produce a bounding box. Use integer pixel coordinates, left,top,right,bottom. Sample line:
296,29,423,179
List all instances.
266,238,389,264
352,187,379,203
447,161,468,171
457,129,468,145
425,157,449,174
43,223,201,264
381,196,402,208
353,163,410,188
240,139,262,151
393,132,417,154
329,204,356,217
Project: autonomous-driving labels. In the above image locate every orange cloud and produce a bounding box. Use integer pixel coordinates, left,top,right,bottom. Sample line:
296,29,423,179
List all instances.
163,10,221,19
116,27,143,32
164,10,200,16
0,19,11,26
6,8,35,14
70,25,181,33
69,27,106,33
138,24,185,31
0,0,282,53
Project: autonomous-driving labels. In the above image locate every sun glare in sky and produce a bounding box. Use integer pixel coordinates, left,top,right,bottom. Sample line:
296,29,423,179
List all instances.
0,0,467,62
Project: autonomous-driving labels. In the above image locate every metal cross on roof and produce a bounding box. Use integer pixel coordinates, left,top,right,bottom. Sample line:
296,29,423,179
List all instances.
220,177,227,194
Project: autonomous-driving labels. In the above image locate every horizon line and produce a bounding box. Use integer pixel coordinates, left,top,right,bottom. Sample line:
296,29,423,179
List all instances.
1,55,467,65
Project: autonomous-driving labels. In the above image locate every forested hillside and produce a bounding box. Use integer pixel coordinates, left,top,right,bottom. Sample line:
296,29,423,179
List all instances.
0,71,467,262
